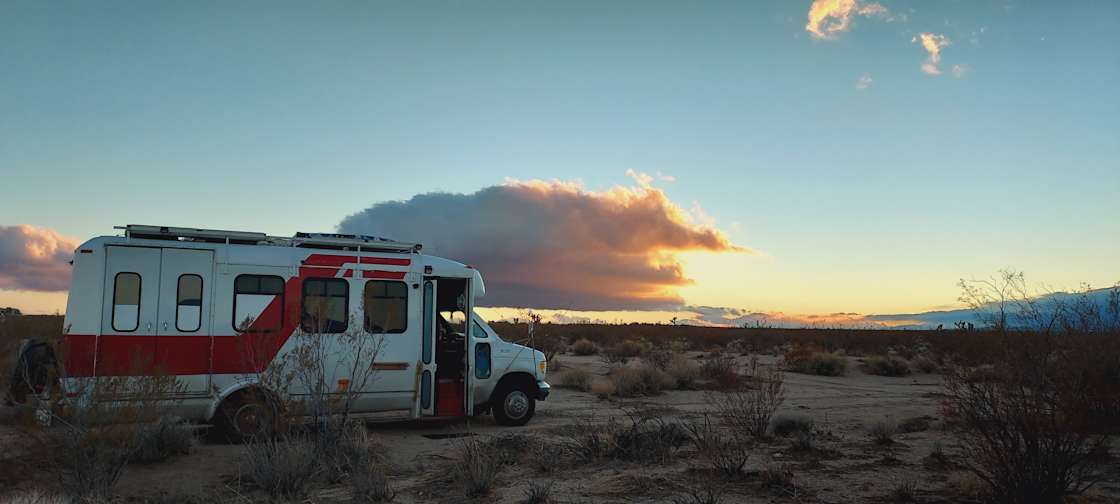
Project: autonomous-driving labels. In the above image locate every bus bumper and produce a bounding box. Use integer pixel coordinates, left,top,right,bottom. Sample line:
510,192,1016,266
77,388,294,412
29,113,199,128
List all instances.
536,381,551,400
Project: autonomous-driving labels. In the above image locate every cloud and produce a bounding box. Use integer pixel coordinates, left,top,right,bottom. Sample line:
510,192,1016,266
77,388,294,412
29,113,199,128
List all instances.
913,32,950,75
806,0,890,40
856,74,873,90
0,225,80,292
626,169,676,189
951,64,968,78
339,175,746,311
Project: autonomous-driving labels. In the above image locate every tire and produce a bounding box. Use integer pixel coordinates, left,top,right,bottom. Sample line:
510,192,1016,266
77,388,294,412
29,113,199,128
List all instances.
213,390,284,443
492,382,536,426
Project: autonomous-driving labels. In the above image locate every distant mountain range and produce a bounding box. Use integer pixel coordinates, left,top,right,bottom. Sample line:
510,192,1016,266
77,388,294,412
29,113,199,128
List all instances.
865,287,1119,330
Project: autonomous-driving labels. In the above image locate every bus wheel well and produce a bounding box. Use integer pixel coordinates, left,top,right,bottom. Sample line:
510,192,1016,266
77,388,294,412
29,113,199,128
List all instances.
211,385,286,443
493,372,537,398
213,386,283,421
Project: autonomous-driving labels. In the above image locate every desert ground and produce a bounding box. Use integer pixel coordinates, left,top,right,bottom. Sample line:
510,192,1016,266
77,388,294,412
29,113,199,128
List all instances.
3,348,1118,504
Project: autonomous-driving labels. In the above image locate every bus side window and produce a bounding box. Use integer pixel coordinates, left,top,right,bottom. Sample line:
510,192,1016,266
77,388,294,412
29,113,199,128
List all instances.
475,343,491,379
363,280,408,334
233,274,285,331
176,274,203,332
112,272,141,332
301,278,349,333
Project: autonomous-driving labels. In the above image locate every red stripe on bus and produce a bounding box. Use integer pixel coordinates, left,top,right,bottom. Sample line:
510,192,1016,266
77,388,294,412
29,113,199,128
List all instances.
65,274,305,378
361,257,411,266
62,263,412,378
303,254,358,267
362,270,407,280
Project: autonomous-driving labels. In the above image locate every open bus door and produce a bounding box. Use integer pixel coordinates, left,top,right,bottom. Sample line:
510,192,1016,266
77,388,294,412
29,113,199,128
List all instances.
463,278,475,415
417,279,437,416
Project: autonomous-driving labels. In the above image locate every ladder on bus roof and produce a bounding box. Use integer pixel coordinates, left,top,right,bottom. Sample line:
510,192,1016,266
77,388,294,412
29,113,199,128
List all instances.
117,225,422,253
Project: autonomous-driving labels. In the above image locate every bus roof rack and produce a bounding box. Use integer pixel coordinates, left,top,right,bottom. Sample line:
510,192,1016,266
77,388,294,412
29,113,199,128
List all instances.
290,232,421,253
117,225,422,252
119,225,268,243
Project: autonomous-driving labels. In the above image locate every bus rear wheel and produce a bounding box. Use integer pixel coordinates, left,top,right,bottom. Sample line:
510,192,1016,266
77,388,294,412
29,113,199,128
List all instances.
214,390,284,443
492,383,535,426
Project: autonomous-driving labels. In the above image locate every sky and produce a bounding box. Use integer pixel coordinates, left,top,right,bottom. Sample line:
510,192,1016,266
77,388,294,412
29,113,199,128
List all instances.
1,0,1118,326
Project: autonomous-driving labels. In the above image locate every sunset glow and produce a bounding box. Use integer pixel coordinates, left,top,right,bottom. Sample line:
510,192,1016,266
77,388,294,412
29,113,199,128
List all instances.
0,2,1116,326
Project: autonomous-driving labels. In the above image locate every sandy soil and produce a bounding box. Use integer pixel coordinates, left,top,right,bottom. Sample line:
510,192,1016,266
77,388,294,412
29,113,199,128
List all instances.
3,353,1118,503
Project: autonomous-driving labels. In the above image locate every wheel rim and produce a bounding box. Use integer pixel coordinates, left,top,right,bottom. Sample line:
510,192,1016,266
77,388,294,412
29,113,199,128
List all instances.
233,403,267,438
504,390,529,420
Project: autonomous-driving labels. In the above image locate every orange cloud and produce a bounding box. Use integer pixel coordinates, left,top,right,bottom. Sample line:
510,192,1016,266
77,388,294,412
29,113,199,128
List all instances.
0,224,80,292
806,0,890,40
339,175,746,310
914,32,950,75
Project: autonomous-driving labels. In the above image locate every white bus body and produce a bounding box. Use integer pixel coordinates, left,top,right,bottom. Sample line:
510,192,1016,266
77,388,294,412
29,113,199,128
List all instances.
61,225,549,436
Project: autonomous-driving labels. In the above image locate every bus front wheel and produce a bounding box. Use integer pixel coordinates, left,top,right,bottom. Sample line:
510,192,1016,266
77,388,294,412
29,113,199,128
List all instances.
492,382,535,426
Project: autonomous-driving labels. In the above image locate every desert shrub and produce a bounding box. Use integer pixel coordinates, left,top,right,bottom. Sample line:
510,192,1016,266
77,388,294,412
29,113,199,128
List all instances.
611,412,687,464
600,348,630,367
570,338,599,356
666,354,701,390
241,435,318,499
707,358,784,439
566,417,616,462
725,338,753,355
476,432,541,467
686,415,750,477
566,412,687,464
897,416,931,433
599,365,673,398
781,343,818,366
528,437,566,474
868,419,896,445
785,351,847,376
453,437,503,497
50,373,187,503
700,353,738,387
911,355,939,374
946,471,988,500
132,416,196,464
351,461,394,504
889,480,917,502
792,429,815,452
863,355,912,377
0,490,69,504
942,274,1118,504
671,484,725,504
324,424,384,484
554,368,593,392
759,464,796,495
644,346,673,370
924,441,954,471
771,414,814,437
522,480,554,504
54,424,133,501
589,378,617,398
601,340,645,367
615,340,645,357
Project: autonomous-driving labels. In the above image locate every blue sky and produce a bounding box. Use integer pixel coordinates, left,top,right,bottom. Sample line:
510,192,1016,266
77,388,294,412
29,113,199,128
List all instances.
1,1,1117,321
